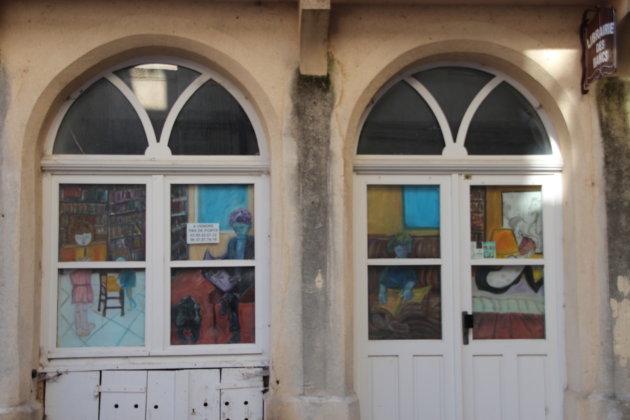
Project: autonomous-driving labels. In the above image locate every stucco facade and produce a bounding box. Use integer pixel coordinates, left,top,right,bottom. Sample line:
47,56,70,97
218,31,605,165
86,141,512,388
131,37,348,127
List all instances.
0,0,629,419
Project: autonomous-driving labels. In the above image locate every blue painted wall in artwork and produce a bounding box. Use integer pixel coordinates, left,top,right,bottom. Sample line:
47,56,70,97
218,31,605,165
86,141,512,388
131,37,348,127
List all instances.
198,185,249,230
403,185,440,229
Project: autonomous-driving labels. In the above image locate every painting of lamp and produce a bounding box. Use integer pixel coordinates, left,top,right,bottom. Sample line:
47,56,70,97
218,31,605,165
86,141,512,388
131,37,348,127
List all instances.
491,228,519,258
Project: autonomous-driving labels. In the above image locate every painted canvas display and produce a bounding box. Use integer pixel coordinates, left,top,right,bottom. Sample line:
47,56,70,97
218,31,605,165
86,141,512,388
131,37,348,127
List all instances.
471,265,545,339
367,184,442,340
171,184,254,261
57,269,145,347
170,184,256,345
470,185,543,259
57,184,146,347
170,268,255,345
58,184,146,262
368,265,441,340
367,185,440,259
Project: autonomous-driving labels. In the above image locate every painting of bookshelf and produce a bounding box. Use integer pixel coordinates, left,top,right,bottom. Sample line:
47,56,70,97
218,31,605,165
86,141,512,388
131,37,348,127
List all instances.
58,184,146,262
171,185,189,260
108,186,146,261
58,185,109,262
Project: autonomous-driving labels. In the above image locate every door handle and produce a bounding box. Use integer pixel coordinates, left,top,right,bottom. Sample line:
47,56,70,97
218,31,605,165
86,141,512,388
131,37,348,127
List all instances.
462,311,474,345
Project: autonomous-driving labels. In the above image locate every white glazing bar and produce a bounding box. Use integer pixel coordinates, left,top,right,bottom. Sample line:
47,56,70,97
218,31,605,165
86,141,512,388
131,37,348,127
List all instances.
169,259,256,268
455,76,503,148
105,74,158,148
57,261,147,269
149,174,164,352
44,175,59,358
41,157,269,175
404,77,455,147
367,258,442,266
159,74,211,146
468,258,546,266
353,156,564,175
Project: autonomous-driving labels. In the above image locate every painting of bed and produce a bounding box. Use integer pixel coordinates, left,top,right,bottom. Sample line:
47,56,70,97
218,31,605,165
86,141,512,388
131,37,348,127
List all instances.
470,185,545,340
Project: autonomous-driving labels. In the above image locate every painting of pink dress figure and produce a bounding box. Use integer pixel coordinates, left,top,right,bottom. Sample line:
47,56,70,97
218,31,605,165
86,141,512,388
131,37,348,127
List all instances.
70,269,95,337
70,221,95,337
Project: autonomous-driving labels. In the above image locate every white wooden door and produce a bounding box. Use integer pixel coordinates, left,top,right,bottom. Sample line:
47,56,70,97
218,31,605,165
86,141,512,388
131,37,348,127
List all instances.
459,174,562,420
354,173,562,420
354,175,457,420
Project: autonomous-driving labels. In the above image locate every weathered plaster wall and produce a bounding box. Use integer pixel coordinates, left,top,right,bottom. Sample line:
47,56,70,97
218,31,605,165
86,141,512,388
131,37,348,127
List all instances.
294,74,334,397
0,40,41,420
596,77,630,420
0,1,617,419
267,69,359,420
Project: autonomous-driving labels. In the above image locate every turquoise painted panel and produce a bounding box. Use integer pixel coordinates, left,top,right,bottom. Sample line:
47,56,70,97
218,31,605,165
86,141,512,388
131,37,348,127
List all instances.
403,185,440,229
198,185,249,230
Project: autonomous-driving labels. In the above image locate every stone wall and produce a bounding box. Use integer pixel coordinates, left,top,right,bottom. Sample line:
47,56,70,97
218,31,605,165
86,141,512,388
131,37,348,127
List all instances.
597,77,630,420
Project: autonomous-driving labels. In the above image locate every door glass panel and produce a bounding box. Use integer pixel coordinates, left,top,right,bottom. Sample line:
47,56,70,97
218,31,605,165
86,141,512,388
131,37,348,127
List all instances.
471,265,545,339
170,267,255,345
368,265,441,340
171,184,255,261
367,185,440,258
59,184,146,262
57,269,145,347
470,185,543,259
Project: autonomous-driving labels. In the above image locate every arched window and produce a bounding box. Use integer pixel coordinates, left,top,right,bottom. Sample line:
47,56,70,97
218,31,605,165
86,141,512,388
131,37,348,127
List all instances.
354,65,563,419
357,66,559,160
53,63,259,156
41,59,269,362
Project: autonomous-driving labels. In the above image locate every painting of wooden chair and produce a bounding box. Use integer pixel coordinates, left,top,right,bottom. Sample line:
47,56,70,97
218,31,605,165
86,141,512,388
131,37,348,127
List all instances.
97,272,125,317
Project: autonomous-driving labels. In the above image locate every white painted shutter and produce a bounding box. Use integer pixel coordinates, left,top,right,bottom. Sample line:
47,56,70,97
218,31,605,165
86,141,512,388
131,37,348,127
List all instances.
99,370,147,420
45,371,100,420
220,368,264,420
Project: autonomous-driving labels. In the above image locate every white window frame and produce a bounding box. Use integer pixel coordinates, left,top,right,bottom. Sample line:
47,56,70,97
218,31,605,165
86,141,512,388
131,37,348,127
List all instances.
40,58,270,371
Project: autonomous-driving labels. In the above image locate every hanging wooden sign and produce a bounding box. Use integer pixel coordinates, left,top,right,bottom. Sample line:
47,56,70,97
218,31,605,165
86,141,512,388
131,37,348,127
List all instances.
581,7,617,93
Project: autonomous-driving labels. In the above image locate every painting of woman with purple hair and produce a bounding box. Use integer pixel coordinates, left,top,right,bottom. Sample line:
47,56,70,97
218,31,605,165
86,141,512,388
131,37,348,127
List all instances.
225,208,255,260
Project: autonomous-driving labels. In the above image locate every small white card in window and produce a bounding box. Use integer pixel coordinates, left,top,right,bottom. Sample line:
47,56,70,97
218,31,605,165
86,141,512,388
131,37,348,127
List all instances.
186,223,220,244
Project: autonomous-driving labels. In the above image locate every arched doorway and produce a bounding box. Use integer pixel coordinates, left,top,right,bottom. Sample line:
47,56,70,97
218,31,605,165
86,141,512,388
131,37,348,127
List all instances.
353,65,563,420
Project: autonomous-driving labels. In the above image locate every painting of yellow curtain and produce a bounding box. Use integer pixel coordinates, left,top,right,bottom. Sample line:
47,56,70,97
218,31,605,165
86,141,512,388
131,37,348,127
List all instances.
367,185,440,259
